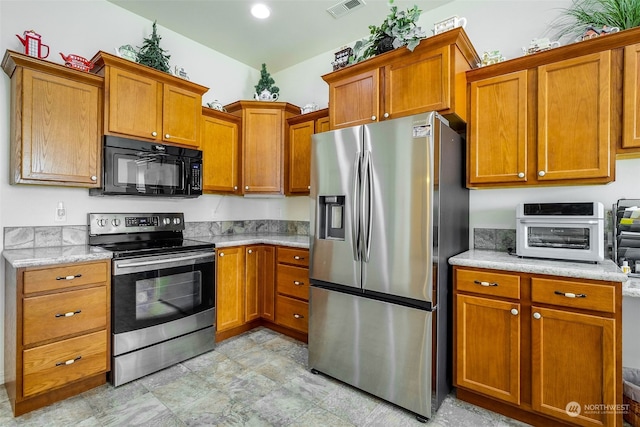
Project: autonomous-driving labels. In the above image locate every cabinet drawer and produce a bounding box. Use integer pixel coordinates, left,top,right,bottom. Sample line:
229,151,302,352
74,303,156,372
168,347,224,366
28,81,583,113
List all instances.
276,295,308,333
531,277,616,313
23,330,108,397
23,262,109,294
277,247,309,267
23,286,108,346
277,264,309,301
455,268,521,299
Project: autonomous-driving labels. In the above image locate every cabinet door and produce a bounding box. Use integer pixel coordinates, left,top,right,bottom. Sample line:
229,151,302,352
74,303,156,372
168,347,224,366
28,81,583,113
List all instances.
537,52,612,181
243,108,283,193
316,116,330,133
287,120,314,194
201,114,240,193
216,247,245,332
456,294,521,405
384,46,450,120
245,246,261,322
329,68,380,129
245,246,275,322
623,43,640,148
107,67,160,140
162,84,201,147
468,71,528,186
260,246,276,321
19,69,101,186
531,306,616,427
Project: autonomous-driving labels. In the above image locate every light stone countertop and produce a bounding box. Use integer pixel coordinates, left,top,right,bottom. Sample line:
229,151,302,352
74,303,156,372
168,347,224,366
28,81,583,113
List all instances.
449,249,639,298
2,234,309,269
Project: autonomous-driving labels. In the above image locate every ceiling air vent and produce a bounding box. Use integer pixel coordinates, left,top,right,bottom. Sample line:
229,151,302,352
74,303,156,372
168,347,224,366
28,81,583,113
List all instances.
327,0,366,19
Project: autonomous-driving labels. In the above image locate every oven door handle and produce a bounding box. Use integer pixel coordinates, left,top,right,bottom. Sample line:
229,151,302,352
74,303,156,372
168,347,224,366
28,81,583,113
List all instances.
115,252,214,269
518,219,600,225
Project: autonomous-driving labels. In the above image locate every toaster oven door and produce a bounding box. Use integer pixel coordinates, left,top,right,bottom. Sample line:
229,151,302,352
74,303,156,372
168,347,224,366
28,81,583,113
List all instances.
516,219,604,261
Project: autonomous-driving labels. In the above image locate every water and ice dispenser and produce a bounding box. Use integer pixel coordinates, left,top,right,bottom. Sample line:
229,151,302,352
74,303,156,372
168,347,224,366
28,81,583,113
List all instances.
318,195,345,240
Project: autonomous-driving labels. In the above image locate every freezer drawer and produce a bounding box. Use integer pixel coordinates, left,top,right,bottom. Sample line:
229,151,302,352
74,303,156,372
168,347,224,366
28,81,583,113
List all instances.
309,286,433,419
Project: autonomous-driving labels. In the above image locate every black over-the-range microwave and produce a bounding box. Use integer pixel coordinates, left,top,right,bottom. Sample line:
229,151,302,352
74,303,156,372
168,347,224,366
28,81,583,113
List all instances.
90,136,203,198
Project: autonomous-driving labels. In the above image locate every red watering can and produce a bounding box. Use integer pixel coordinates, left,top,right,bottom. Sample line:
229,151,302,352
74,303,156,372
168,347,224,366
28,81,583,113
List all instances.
16,30,50,59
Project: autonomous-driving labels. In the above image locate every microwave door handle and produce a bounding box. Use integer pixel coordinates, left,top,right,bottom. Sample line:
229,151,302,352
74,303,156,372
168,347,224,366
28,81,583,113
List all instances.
136,161,146,193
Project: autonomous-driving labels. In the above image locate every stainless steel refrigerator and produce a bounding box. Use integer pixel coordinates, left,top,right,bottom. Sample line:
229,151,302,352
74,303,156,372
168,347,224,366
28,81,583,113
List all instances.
308,112,469,421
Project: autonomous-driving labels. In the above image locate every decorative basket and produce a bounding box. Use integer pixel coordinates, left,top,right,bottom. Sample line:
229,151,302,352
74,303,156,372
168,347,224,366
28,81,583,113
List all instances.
624,367,640,427
625,394,640,426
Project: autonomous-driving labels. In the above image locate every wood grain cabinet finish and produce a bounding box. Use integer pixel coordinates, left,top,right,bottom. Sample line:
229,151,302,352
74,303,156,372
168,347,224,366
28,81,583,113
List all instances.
225,101,300,195
275,247,309,334
623,42,640,149
1,50,103,188
285,108,329,195
453,266,622,427
200,108,242,194
245,245,275,322
215,246,246,333
4,259,111,416
91,51,207,147
322,28,479,131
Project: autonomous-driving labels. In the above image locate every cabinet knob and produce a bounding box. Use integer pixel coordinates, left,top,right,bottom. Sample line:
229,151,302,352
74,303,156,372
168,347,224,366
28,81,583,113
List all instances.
510,308,519,316
473,280,498,287
517,172,525,178
248,249,252,254
307,186,311,190
165,134,171,139
55,309,82,318
56,274,82,281
151,131,158,137
383,112,389,118
533,312,541,319
56,355,82,367
294,255,305,260
91,175,97,181
219,252,224,257
293,281,304,286
234,186,238,191
538,170,546,177
371,115,377,121
293,313,304,319
245,186,249,190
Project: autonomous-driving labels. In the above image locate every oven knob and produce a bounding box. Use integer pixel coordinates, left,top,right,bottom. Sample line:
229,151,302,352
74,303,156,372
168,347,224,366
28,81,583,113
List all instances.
173,217,181,225
163,218,171,225
111,219,121,227
96,218,108,227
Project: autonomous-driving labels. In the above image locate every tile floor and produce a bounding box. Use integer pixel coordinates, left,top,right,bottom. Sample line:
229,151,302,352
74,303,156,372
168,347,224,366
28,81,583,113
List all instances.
0,327,531,426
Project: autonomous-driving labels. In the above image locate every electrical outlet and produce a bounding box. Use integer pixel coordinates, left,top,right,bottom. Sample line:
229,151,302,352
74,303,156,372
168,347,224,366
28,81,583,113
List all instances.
55,202,66,222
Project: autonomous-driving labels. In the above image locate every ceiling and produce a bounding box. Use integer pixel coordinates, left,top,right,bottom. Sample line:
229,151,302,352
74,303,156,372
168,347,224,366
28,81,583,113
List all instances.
107,0,454,72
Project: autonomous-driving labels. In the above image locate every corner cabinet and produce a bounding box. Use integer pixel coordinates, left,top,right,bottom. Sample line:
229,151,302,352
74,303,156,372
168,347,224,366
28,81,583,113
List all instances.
4,259,111,416
225,101,300,195
622,42,640,150
454,266,622,427
2,50,103,187
200,107,242,194
322,28,479,131
285,108,329,195
90,51,208,147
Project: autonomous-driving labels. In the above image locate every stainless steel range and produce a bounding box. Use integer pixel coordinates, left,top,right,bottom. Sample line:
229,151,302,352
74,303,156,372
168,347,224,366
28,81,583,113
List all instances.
88,213,216,386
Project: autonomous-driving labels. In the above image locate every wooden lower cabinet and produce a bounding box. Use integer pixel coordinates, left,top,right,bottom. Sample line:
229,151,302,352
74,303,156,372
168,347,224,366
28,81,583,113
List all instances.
454,266,622,427
275,247,309,335
245,245,275,322
4,259,111,416
215,246,246,334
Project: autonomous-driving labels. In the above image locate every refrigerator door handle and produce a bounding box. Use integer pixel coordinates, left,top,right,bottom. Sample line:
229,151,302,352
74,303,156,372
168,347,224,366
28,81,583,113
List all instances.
362,150,373,262
351,152,362,261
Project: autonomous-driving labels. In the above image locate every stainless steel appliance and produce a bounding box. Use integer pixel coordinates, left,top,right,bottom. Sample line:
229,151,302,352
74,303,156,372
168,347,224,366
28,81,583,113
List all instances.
516,202,605,262
308,112,469,421
88,213,215,386
90,136,203,198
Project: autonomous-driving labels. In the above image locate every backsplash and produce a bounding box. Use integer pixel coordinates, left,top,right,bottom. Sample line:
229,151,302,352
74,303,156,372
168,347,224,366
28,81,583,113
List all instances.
3,220,310,250
473,228,516,252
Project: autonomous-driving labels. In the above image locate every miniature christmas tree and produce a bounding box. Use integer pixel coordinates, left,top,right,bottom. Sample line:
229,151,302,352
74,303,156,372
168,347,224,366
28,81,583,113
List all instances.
137,20,171,73
254,63,279,95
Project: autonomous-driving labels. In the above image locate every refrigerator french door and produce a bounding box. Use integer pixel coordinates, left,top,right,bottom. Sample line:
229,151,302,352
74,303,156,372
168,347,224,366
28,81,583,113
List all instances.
309,112,469,421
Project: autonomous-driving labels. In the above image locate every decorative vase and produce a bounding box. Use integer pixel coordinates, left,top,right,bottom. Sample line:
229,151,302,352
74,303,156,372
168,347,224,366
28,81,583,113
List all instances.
376,35,395,55
254,89,279,102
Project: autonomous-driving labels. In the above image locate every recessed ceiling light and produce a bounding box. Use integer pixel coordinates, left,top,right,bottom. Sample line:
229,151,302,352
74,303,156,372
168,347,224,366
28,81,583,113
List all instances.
251,4,271,19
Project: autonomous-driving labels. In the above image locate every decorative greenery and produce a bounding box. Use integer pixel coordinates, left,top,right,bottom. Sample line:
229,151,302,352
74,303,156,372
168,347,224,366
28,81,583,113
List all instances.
137,20,171,73
551,0,640,39
254,63,279,94
350,0,426,64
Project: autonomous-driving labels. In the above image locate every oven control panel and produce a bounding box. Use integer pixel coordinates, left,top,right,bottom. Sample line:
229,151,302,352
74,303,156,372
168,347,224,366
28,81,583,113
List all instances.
89,213,185,235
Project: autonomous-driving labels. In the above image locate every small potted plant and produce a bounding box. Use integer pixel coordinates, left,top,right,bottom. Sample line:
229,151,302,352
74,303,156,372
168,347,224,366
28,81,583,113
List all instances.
550,0,640,40
253,63,280,101
350,0,426,64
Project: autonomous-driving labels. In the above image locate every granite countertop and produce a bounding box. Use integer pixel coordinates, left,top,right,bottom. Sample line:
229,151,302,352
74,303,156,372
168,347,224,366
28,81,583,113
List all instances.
449,249,639,298
2,234,309,268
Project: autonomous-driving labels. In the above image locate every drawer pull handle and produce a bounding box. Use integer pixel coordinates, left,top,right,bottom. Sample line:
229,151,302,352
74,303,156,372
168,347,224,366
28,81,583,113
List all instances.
474,280,498,287
293,281,304,286
56,356,81,366
293,313,305,319
56,274,82,281
55,310,82,318
554,291,586,298
293,256,305,260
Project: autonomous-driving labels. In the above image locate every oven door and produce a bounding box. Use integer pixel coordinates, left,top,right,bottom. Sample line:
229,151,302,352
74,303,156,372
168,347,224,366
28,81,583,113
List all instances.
516,219,604,261
112,250,215,352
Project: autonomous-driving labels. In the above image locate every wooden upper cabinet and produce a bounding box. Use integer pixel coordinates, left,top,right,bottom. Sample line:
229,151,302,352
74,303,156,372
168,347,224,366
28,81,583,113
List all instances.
323,28,479,131
623,42,640,149
537,52,612,182
225,101,299,195
91,51,208,147
200,108,241,194
2,50,103,187
286,108,329,195
468,70,528,185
